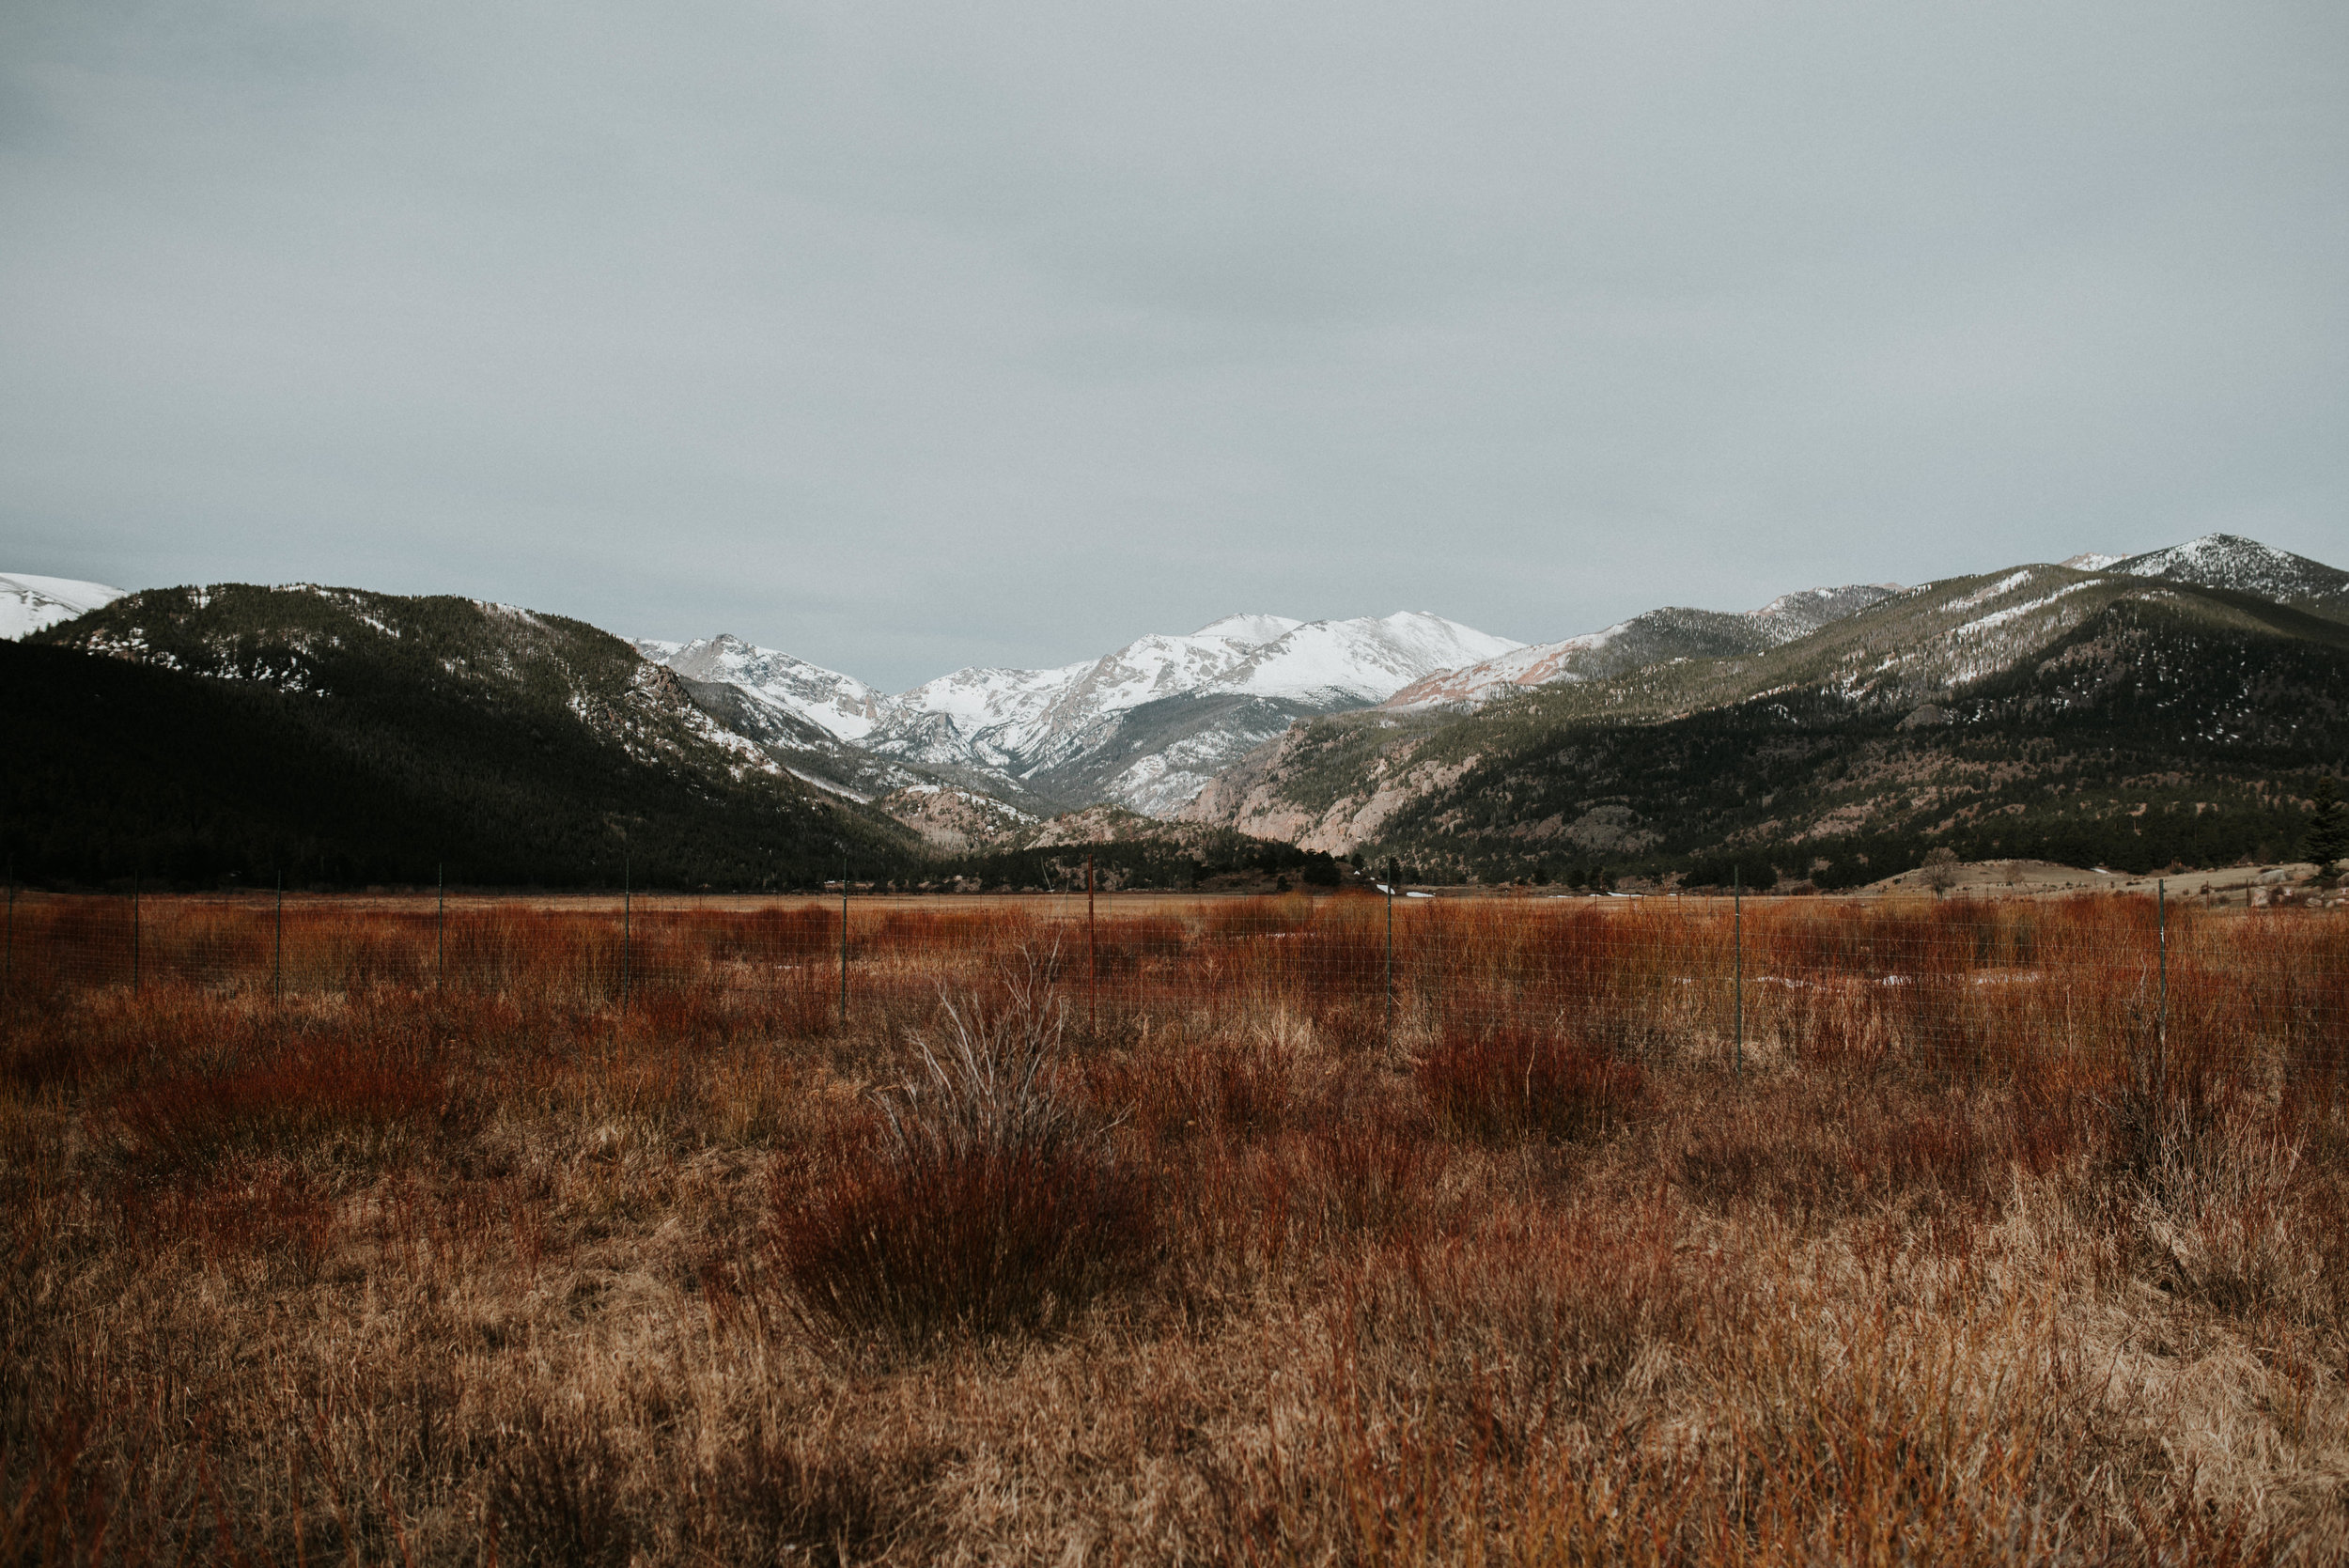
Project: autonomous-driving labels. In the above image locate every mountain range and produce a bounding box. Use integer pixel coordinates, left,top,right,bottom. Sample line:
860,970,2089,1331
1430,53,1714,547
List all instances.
632,611,1522,817
10,531,2344,887
1180,535,2349,883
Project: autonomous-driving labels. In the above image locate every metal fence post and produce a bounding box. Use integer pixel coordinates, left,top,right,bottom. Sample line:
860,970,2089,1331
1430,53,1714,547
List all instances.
1087,853,1097,1040
1386,859,1397,1048
273,873,283,1001
132,869,141,995
2156,878,2168,1094
4,858,12,1000
622,854,632,1010
1733,866,1743,1081
838,859,848,1028
437,862,446,991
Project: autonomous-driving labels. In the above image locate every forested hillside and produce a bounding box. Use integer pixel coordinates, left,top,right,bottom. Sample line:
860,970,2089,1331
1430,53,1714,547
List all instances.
8,586,919,889
1190,568,2349,886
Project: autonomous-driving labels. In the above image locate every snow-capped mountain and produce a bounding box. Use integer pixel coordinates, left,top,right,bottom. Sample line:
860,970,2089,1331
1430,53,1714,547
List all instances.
2,574,127,641
1369,533,2349,718
2110,534,2349,621
632,530,2349,831
637,612,1522,817
1384,584,1899,710
860,611,1519,813
631,634,891,742
876,613,1517,760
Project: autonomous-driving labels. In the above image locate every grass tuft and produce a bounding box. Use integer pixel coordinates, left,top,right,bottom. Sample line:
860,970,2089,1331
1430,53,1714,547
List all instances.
775,973,1152,1348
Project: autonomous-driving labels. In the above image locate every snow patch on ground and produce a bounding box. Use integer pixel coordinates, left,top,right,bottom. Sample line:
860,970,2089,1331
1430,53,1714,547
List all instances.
1947,579,2094,642
1955,570,2036,610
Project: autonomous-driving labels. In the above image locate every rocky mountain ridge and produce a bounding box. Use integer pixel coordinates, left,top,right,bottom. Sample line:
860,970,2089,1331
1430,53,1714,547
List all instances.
1177,535,2349,883
1383,583,1902,710
2108,534,2349,619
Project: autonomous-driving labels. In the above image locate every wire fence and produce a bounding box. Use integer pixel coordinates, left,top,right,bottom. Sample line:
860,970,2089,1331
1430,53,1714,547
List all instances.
8,883,2347,1096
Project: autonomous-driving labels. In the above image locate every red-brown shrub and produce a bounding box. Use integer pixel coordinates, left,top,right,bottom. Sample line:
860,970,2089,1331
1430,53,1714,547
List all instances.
774,984,1155,1347
1676,1081,2015,1215
1079,1035,1293,1145
109,1041,447,1174
1417,1023,1643,1142
775,1138,1152,1347
1203,894,1314,940
139,1162,338,1276
1283,1111,1448,1243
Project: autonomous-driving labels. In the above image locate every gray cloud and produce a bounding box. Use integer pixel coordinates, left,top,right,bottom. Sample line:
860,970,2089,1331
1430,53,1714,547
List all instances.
3,0,2344,688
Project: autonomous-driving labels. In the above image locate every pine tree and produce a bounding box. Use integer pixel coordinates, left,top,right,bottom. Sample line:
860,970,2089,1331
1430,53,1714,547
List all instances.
2307,774,2348,872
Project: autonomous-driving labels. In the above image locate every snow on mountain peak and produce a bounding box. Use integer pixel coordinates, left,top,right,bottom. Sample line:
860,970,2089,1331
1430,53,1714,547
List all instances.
864,611,1518,778
637,632,890,741
2,574,128,641
2112,534,2345,601
1192,613,1303,644
2101,533,2349,624
1224,612,1525,704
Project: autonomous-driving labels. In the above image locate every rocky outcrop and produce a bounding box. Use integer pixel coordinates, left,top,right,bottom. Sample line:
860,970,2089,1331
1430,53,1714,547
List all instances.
1180,725,1480,855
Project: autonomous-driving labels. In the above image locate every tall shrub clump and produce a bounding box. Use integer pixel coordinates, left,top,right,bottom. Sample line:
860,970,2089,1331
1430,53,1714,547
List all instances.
775,976,1151,1349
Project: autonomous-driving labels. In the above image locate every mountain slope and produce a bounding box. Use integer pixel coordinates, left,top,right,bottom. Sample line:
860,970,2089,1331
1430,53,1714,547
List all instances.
1386,584,1898,709
634,633,891,741
2112,533,2349,622
13,584,918,887
624,633,1067,812
2,573,127,641
1184,539,2349,881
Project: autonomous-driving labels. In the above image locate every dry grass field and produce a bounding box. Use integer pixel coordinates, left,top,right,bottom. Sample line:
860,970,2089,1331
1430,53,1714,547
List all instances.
5,891,2349,1564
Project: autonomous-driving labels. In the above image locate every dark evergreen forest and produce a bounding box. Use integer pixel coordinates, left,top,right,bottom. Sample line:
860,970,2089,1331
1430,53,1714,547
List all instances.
0,641,915,891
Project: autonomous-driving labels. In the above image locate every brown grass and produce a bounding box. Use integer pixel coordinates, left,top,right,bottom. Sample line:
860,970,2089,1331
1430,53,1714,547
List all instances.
2,892,2347,1562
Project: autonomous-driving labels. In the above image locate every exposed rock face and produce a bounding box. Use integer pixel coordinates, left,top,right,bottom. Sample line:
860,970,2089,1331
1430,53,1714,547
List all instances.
1556,805,1657,854
1179,724,1482,855
877,784,1035,851
1024,803,1229,850
637,632,890,740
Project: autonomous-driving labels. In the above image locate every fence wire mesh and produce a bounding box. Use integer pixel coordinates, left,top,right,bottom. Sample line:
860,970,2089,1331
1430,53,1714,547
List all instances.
7,888,2345,1099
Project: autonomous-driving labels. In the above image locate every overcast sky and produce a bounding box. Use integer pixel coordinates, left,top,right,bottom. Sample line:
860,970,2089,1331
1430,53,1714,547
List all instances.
3,1,2345,689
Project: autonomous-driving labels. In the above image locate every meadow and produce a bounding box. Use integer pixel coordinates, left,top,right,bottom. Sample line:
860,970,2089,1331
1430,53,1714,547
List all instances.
4,888,2348,1564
